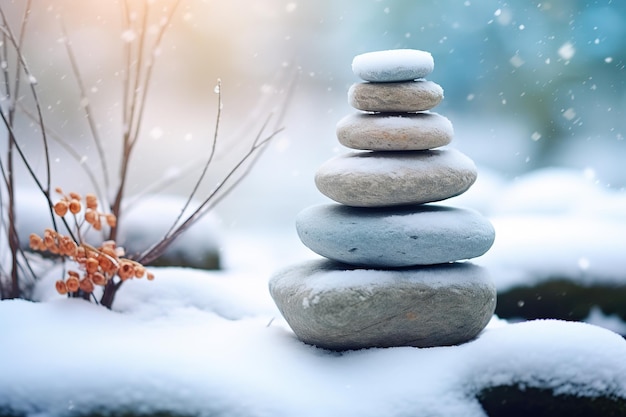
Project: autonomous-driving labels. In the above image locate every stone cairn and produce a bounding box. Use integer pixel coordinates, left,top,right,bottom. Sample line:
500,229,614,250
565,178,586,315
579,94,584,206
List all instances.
270,49,496,351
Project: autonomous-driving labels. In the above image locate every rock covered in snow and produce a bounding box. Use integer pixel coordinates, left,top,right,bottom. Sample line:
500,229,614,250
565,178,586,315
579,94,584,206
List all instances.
296,204,495,267
336,112,453,151
314,149,477,207
351,49,435,82
348,80,444,112
269,259,496,350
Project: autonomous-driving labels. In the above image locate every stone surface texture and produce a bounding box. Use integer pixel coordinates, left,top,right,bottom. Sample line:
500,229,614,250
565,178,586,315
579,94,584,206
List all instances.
336,112,453,151
314,149,477,207
296,204,495,267
351,49,434,82
348,80,444,112
269,259,497,350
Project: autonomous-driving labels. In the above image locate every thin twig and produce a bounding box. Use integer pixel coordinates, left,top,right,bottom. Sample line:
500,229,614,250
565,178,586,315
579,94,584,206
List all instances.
128,0,181,151
17,103,104,199
0,109,76,242
137,124,283,265
59,20,110,201
163,79,222,238
110,0,181,242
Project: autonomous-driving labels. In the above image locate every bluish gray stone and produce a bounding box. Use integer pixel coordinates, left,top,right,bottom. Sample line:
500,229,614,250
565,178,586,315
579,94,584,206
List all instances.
269,259,496,350
351,49,435,82
336,112,453,151
296,204,495,267
348,80,443,112
315,149,477,207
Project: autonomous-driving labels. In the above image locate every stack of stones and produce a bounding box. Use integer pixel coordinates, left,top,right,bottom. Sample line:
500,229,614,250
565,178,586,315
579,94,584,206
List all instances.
269,49,496,351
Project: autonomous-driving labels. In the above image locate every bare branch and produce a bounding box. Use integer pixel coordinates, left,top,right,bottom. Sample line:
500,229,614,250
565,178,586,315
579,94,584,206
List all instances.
162,79,222,238
137,122,283,265
59,20,110,201
16,103,104,199
127,0,182,150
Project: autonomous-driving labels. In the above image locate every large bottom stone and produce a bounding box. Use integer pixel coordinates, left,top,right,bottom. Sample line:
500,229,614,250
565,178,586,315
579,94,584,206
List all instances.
269,259,496,350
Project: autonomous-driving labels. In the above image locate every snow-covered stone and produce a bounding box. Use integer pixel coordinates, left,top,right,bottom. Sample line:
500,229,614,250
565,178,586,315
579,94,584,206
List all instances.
295,204,495,267
348,80,444,112
336,112,453,151
352,49,435,82
269,259,496,350
315,149,477,207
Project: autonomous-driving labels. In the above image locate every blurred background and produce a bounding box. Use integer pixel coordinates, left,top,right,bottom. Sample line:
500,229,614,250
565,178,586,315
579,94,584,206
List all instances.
1,0,625,233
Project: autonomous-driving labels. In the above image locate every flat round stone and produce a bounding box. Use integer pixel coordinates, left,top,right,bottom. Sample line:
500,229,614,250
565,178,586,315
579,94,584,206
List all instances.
336,112,453,151
315,149,477,207
352,49,434,82
348,80,443,112
269,259,496,350
296,204,495,267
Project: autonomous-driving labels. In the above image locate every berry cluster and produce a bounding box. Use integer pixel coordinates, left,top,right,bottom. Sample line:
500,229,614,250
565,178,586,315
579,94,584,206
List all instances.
29,189,153,297
52,188,116,231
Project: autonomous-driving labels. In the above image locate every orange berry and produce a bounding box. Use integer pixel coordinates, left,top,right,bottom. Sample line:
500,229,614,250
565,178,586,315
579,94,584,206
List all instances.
117,261,135,280
146,272,155,281
43,233,56,250
59,236,78,257
91,272,107,286
69,192,81,201
54,187,64,194
68,270,80,278
98,256,117,274
55,280,68,295
100,245,117,258
69,199,81,214
66,276,80,292
93,217,102,231
105,214,117,228
29,233,43,251
85,257,99,274
134,265,146,278
79,277,94,293
85,194,98,210
84,209,97,225
54,201,69,216
75,246,87,262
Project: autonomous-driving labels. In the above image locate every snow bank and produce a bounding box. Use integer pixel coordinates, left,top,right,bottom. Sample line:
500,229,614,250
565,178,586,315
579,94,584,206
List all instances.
447,167,626,290
1,269,625,417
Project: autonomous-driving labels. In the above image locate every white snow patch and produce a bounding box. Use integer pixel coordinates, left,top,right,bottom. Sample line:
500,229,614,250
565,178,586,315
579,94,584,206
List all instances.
352,49,434,79
1,295,624,417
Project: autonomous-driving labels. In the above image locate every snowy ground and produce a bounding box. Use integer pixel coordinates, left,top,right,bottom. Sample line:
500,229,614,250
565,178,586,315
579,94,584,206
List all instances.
2,167,626,416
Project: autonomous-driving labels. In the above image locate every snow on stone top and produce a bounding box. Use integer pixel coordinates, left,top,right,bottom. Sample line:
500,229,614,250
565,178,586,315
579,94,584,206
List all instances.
352,49,435,82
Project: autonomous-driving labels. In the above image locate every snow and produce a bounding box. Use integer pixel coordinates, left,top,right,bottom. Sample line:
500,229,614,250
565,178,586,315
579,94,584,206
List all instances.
2,278,626,417
351,49,434,82
448,167,626,291
2,167,626,416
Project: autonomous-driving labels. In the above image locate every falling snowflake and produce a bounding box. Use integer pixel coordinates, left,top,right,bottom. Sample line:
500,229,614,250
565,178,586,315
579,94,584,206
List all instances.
558,42,575,61
562,108,576,121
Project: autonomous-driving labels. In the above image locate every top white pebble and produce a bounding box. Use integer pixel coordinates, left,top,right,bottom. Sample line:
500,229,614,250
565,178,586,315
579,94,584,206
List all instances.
352,49,434,82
